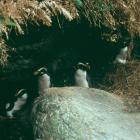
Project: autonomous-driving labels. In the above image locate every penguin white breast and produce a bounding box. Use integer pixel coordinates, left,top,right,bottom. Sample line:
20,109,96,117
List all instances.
114,47,128,64
38,74,51,94
6,93,28,118
21,93,28,100
75,69,89,88
12,97,27,111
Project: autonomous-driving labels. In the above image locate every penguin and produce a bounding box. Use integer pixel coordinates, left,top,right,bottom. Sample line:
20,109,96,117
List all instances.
33,67,51,95
114,46,128,64
74,62,90,88
5,89,28,118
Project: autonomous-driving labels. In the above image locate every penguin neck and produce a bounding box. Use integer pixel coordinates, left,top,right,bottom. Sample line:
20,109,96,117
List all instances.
76,69,87,77
38,74,50,95
114,46,128,64
75,69,89,88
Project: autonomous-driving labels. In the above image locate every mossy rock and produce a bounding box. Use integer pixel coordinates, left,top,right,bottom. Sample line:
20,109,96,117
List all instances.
31,87,140,140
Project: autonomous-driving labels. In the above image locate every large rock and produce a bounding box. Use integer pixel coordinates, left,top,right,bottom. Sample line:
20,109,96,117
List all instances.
31,87,140,140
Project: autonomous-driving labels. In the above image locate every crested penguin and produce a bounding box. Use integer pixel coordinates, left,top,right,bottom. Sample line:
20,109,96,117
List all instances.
74,62,90,88
33,67,51,95
114,46,128,64
5,89,28,118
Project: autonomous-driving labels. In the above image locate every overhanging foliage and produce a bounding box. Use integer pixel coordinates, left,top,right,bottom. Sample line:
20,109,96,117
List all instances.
0,0,140,65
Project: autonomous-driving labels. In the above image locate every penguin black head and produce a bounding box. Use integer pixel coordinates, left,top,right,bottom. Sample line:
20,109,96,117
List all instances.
15,89,27,98
76,62,90,71
6,89,28,111
33,67,48,76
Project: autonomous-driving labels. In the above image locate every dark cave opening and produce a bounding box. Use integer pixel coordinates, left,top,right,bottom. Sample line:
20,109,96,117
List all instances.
0,18,132,104
0,19,131,140
0,19,130,106
7,21,120,67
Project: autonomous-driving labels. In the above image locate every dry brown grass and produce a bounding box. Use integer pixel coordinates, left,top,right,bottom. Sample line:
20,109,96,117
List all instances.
113,0,140,36
0,0,140,37
102,60,140,112
0,38,8,66
0,0,79,65
0,0,140,66
0,0,78,34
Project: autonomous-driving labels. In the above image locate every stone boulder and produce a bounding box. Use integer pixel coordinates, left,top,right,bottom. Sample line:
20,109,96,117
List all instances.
31,87,140,140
